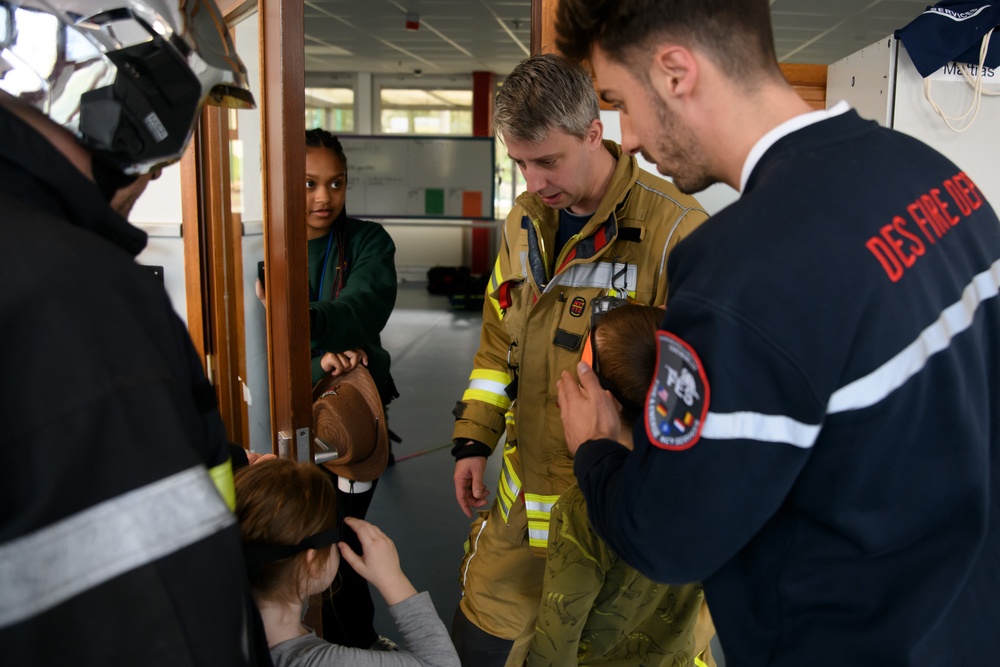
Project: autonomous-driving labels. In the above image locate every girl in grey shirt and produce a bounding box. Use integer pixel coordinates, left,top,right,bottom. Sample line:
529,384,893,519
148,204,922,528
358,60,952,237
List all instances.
236,459,459,667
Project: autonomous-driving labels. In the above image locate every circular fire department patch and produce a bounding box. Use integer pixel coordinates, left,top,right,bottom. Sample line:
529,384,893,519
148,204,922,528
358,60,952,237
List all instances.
645,331,709,450
569,296,587,317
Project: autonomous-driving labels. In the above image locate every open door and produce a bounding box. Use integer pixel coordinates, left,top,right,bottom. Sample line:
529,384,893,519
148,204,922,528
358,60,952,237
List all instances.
181,0,312,461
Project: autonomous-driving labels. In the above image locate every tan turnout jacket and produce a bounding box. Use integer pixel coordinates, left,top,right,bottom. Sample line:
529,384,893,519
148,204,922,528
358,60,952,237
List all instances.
452,141,707,554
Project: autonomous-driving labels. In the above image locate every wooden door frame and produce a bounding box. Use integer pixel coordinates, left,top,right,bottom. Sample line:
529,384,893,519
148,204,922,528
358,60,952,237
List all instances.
179,98,249,448
258,0,311,460
182,0,311,459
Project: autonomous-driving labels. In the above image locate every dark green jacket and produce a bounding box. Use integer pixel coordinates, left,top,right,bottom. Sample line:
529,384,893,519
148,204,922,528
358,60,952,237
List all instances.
308,210,397,395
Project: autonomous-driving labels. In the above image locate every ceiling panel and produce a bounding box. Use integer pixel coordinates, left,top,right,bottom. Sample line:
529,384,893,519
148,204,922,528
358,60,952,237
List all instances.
771,0,931,64
301,0,936,77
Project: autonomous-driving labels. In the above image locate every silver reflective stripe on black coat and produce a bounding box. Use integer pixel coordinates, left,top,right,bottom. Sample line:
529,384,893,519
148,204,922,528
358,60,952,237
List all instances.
0,465,235,629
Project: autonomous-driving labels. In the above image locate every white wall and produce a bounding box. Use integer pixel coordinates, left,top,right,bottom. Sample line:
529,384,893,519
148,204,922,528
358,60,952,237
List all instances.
133,165,187,324
242,222,270,453
234,13,272,454
828,36,1000,207
382,220,484,281
893,43,1000,207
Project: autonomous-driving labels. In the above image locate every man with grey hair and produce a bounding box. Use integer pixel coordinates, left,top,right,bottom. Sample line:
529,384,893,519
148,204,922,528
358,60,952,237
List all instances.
448,53,708,666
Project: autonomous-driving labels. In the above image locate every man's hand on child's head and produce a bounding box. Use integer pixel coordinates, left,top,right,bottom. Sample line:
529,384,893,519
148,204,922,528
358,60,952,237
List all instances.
558,362,622,455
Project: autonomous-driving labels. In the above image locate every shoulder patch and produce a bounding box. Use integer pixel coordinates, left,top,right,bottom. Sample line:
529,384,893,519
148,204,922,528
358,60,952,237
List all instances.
645,331,709,450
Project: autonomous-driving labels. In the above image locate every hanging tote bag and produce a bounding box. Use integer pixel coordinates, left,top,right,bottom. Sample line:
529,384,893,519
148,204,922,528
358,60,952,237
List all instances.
895,2,1000,131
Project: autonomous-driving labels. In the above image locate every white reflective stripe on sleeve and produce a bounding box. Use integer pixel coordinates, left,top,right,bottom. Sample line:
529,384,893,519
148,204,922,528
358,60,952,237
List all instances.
0,466,235,630
828,259,1000,414
467,369,511,390
467,378,509,397
463,370,513,409
701,411,820,449
545,262,639,294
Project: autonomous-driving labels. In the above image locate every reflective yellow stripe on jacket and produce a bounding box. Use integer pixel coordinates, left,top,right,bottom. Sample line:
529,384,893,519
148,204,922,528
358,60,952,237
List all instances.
0,466,235,629
497,445,522,523
498,435,559,551
525,493,560,550
209,459,236,511
488,255,505,319
462,369,512,410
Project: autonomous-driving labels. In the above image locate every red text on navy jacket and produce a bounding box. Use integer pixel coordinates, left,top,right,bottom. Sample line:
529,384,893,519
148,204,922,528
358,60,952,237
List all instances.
866,171,986,282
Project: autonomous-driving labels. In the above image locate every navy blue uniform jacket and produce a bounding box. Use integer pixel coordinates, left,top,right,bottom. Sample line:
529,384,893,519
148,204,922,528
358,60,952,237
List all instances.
575,110,1000,665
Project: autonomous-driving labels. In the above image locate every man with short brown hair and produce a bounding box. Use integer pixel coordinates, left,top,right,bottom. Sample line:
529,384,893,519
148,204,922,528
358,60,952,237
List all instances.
555,1,1000,664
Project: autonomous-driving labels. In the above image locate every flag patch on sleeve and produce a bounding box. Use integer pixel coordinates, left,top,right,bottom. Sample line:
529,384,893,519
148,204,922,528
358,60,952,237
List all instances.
645,331,709,450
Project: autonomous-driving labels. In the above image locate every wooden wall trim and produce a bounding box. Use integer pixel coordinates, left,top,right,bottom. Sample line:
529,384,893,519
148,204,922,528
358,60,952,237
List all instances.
179,140,206,363
201,106,249,446
219,0,256,23
780,63,828,110
180,107,249,447
260,0,311,459
533,0,558,56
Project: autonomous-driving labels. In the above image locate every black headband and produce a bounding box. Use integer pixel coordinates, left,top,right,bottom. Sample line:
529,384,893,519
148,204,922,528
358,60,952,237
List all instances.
243,525,341,577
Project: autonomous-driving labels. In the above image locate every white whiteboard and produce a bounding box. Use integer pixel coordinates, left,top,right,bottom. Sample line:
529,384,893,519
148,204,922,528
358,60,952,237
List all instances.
340,135,495,219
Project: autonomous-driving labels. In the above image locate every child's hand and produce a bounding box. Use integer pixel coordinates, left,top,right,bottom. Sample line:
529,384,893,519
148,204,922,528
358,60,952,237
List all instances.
338,517,418,606
320,348,368,377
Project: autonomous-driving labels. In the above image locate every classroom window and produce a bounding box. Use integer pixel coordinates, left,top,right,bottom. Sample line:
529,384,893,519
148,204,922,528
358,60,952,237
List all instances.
306,87,355,133
379,88,472,135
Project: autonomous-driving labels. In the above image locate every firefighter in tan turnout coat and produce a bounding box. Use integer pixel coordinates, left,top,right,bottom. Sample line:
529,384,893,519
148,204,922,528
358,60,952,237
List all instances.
449,54,708,667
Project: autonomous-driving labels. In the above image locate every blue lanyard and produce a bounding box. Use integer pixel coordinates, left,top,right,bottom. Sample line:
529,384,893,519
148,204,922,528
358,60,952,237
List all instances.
312,231,335,301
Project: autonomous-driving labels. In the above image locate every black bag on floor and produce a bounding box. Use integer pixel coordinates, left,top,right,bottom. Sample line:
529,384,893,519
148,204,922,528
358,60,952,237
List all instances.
427,266,469,295
448,272,489,311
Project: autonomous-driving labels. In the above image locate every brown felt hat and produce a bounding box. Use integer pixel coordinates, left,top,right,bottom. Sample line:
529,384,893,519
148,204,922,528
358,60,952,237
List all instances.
311,366,388,482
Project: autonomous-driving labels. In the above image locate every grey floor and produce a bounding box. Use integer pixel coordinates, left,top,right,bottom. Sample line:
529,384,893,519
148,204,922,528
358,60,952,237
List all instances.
366,281,501,636
365,281,724,665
